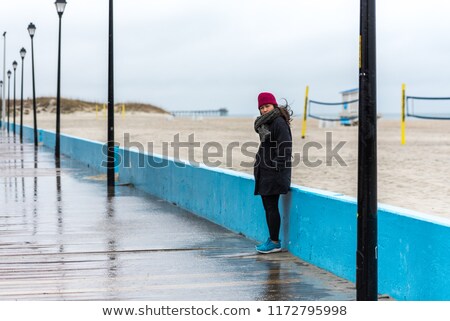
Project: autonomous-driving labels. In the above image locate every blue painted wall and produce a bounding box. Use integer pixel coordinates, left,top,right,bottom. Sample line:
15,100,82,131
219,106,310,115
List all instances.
7,122,450,300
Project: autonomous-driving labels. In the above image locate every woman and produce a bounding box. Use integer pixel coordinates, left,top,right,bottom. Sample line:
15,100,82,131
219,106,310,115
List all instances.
254,92,292,254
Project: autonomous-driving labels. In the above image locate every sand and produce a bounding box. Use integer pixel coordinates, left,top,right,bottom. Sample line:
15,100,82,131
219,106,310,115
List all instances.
20,111,450,219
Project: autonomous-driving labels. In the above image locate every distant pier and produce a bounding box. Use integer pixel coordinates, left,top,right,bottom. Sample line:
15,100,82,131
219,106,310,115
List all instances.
171,108,228,117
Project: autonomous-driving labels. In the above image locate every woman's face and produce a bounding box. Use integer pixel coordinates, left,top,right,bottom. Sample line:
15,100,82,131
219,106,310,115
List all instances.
259,104,274,115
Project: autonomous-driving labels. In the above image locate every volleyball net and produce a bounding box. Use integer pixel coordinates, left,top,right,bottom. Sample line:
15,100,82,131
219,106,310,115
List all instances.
401,84,450,145
308,99,359,122
300,85,359,138
406,96,450,120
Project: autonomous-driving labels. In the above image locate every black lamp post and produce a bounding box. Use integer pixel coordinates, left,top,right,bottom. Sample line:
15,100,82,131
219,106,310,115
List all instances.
1,32,5,130
107,0,115,192
12,61,17,136
0,81,3,123
19,47,26,144
55,0,67,160
357,0,378,301
28,23,38,147
7,70,11,133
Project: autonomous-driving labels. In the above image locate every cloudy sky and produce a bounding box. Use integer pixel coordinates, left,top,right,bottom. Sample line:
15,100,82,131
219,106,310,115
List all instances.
1,0,449,116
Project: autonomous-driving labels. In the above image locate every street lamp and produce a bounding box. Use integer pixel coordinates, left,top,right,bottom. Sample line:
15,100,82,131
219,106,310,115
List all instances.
19,47,26,144
2,32,6,132
28,22,38,147
7,70,11,133
12,61,17,136
0,81,3,123
107,0,115,192
55,0,67,160
357,0,378,301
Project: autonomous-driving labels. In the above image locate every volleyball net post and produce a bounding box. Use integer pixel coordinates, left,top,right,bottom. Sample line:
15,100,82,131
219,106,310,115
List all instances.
401,83,406,145
301,85,309,139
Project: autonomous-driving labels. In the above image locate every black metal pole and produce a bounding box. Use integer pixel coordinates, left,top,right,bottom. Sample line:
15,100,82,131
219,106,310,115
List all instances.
357,0,378,301
107,0,115,191
13,66,16,136
56,14,62,159
7,72,11,133
1,32,5,130
30,37,38,147
20,56,24,144
0,83,2,125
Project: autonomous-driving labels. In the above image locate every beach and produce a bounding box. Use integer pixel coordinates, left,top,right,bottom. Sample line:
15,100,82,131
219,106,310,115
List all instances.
21,111,450,219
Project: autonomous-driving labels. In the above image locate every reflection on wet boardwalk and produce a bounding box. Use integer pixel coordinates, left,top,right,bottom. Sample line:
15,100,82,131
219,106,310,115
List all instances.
0,133,356,300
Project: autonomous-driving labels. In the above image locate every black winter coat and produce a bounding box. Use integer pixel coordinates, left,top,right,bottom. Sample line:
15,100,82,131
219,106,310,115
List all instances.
254,116,292,195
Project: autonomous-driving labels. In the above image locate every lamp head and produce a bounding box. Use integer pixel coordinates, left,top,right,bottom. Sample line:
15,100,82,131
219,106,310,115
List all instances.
20,48,26,59
27,23,36,38
55,0,67,16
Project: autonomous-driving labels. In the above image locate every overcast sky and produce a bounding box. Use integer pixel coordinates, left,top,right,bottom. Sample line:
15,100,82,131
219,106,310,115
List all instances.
1,0,449,116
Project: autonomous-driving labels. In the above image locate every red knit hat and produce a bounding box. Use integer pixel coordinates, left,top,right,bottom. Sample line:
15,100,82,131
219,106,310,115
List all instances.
258,92,278,108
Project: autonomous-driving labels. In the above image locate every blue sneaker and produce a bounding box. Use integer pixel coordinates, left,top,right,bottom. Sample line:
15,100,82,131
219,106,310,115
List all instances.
256,238,281,254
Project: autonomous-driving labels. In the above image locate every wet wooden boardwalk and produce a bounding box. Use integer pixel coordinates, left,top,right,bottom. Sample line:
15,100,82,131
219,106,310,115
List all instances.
0,132,356,300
